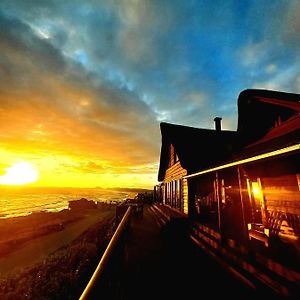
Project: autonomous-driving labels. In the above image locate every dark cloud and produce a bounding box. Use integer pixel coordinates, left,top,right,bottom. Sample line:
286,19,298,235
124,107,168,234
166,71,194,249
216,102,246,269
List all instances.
0,9,160,169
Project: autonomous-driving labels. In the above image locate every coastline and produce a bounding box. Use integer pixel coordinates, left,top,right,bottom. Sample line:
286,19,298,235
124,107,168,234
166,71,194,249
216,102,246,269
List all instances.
0,199,116,275
0,192,153,298
0,186,140,219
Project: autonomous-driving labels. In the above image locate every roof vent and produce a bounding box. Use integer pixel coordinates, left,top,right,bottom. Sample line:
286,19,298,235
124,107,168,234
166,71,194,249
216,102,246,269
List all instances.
214,117,222,131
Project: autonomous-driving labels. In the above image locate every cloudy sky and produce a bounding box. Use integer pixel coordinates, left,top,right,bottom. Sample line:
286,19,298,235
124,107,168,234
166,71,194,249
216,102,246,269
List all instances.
0,0,300,188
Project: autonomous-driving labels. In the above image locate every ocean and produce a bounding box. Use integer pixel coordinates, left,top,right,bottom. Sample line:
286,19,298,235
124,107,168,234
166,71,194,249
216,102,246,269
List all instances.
0,187,137,219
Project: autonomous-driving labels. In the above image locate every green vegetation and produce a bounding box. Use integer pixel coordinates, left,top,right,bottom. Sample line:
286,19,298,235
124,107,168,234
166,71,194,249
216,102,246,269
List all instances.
0,208,116,299
0,207,115,274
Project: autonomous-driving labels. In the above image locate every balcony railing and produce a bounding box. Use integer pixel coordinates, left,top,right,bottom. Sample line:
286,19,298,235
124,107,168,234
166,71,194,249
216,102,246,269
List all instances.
79,205,132,300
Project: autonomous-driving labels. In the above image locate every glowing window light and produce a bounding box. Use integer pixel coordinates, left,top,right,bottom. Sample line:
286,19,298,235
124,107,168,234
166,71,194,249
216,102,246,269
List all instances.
252,182,261,197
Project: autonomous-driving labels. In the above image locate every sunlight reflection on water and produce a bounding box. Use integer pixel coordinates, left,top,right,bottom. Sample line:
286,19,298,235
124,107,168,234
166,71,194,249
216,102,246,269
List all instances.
0,187,133,218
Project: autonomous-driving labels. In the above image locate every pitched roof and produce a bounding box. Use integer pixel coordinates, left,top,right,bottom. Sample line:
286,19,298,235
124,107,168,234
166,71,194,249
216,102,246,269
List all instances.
237,89,300,146
236,112,300,159
158,122,237,181
235,89,300,158
157,89,300,181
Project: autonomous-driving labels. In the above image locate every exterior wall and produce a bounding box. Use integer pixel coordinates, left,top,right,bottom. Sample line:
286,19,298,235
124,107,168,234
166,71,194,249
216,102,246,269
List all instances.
165,160,187,180
163,148,188,214
188,150,300,297
182,178,188,214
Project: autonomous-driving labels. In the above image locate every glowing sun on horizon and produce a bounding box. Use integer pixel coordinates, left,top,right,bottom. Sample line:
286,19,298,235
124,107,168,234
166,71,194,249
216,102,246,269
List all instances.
0,162,39,185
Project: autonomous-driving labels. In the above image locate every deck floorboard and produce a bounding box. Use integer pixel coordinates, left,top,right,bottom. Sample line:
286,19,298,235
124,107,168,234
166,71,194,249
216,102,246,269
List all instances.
122,204,280,299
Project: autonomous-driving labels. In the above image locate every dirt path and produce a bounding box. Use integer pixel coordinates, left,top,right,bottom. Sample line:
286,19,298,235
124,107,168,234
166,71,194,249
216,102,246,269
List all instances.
0,208,115,275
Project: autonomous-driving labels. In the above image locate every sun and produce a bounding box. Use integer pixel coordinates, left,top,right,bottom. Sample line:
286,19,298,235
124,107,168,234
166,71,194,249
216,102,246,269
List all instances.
0,162,39,185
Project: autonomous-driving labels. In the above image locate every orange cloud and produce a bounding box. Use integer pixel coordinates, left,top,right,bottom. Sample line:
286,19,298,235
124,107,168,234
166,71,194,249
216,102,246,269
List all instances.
0,13,160,188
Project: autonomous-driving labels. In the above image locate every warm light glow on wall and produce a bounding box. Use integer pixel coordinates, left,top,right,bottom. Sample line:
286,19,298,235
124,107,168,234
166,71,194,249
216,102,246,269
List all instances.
251,182,261,197
251,180,265,210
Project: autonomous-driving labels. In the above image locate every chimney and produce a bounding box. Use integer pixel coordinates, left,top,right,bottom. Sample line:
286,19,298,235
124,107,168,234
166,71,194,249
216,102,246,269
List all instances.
214,117,222,131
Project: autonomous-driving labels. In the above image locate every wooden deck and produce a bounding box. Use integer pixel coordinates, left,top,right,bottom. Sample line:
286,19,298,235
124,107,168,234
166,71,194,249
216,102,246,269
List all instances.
121,203,282,299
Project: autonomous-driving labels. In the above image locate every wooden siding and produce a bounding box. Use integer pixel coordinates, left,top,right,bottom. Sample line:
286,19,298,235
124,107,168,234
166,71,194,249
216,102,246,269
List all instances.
165,160,187,181
163,159,188,215
168,144,175,167
182,178,188,214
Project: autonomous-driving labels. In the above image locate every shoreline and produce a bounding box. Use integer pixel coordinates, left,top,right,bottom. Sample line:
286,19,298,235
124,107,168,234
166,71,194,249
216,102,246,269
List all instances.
0,199,116,275
0,198,121,220
0,187,145,219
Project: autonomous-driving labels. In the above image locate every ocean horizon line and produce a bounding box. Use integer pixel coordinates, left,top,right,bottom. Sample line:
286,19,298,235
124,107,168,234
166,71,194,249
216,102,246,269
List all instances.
0,185,153,191
0,186,151,219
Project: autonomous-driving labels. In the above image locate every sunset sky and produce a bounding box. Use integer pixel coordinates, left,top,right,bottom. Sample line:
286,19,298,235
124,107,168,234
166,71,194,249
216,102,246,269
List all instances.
0,0,300,188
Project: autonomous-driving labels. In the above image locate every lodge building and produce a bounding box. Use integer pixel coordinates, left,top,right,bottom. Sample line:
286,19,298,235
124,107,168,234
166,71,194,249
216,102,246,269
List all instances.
154,88,300,296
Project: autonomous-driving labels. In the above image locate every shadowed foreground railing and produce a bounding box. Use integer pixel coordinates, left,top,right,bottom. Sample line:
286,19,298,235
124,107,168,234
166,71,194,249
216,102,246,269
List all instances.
79,206,132,300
